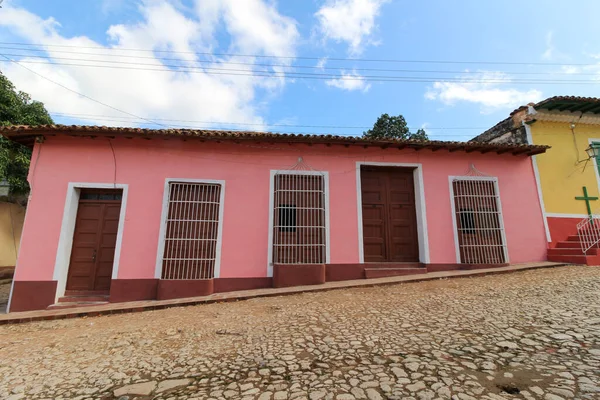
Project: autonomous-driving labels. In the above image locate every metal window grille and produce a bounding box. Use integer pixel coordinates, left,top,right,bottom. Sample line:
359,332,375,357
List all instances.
161,182,221,279
452,178,507,264
273,173,326,264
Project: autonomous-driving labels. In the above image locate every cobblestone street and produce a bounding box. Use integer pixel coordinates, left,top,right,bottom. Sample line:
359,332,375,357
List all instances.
1,266,599,400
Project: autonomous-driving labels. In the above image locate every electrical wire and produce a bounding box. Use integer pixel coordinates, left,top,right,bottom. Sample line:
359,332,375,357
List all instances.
2,41,599,67
48,111,489,131
0,48,597,76
4,58,597,84
0,54,170,127
108,139,117,188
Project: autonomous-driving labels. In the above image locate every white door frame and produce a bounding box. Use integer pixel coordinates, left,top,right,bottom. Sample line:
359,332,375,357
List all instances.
267,170,331,277
448,176,510,264
53,182,129,301
356,162,430,264
154,178,226,279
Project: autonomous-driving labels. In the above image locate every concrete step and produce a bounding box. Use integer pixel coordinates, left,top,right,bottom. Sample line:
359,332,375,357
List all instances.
426,264,463,273
547,248,593,256
555,241,585,249
565,235,582,242
47,301,109,310
58,295,109,303
365,268,427,279
363,262,423,269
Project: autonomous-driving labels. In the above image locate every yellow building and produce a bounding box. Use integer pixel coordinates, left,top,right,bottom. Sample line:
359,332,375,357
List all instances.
473,96,600,264
0,201,24,267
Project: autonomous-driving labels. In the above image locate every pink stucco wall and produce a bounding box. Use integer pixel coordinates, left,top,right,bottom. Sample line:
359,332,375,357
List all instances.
15,136,547,281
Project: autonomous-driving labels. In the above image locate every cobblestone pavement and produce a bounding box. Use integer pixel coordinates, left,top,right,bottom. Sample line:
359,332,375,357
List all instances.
1,266,600,400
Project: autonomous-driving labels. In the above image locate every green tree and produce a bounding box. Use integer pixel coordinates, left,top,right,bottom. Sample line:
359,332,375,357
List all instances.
363,113,429,141
0,72,53,196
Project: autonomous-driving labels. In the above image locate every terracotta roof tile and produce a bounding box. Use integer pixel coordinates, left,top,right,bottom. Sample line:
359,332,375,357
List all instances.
0,124,549,156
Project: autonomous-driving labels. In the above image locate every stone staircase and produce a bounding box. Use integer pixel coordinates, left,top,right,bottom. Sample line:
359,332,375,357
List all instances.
547,234,600,266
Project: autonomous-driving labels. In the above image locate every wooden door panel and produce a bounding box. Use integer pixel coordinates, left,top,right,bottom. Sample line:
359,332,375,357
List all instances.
361,169,389,262
66,192,122,292
362,202,387,261
361,167,419,263
94,204,121,291
387,170,419,262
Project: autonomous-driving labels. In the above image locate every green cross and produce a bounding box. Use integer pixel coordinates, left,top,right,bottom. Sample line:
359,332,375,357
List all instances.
575,186,598,218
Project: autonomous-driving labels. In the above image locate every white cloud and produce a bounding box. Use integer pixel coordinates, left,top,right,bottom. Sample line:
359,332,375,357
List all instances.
316,57,328,70
561,65,580,74
425,71,543,114
101,0,126,15
326,70,370,92
0,0,299,129
315,0,388,54
542,31,555,60
541,31,569,62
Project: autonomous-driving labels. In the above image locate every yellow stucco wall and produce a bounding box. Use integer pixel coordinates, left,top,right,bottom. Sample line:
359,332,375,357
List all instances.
531,121,600,215
0,202,24,267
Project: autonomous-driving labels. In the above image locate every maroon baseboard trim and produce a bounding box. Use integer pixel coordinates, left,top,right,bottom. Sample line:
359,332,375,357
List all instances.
273,264,326,288
109,279,158,303
9,280,57,312
157,279,214,300
325,264,365,282
214,277,272,293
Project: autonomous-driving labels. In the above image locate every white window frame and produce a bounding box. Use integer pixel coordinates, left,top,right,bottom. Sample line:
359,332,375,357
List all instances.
356,162,430,264
267,170,331,277
52,182,129,301
155,178,226,280
448,176,509,264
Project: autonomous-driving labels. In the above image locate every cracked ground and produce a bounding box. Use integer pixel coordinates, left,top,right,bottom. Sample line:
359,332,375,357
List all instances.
1,265,600,400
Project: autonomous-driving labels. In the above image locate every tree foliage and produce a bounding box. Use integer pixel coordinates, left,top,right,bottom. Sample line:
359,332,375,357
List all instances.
0,72,53,196
363,113,429,141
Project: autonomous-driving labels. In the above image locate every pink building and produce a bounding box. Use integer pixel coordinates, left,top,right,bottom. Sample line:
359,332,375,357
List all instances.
2,125,549,312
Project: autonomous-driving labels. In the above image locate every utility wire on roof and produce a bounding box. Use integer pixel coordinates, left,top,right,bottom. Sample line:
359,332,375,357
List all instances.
1,41,599,66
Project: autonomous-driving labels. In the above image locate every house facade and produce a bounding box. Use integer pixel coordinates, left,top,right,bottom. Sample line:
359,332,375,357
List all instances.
3,125,549,312
472,96,600,264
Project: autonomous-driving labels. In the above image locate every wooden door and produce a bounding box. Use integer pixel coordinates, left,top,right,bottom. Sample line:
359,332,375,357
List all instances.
361,167,419,262
66,190,122,292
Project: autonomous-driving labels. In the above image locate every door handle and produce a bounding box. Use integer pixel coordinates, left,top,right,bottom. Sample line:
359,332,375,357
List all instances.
92,249,97,263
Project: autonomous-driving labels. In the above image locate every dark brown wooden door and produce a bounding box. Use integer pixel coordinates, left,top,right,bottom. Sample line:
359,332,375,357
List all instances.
361,167,419,262
66,190,122,292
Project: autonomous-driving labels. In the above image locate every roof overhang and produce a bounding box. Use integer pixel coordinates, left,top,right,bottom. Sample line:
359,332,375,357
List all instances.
0,125,549,157
529,96,600,125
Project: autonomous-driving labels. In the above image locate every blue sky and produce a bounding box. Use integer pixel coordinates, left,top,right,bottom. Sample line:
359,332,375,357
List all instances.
1,0,600,141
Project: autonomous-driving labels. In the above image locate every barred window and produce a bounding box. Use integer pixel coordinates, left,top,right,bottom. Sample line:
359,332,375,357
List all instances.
452,178,507,264
161,182,222,279
272,173,326,264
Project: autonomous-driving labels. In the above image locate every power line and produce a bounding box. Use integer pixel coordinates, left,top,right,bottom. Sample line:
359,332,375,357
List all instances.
0,54,485,138
4,58,598,84
2,41,598,66
48,111,489,131
48,113,487,138
0,55,169,127
1,48,597,76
